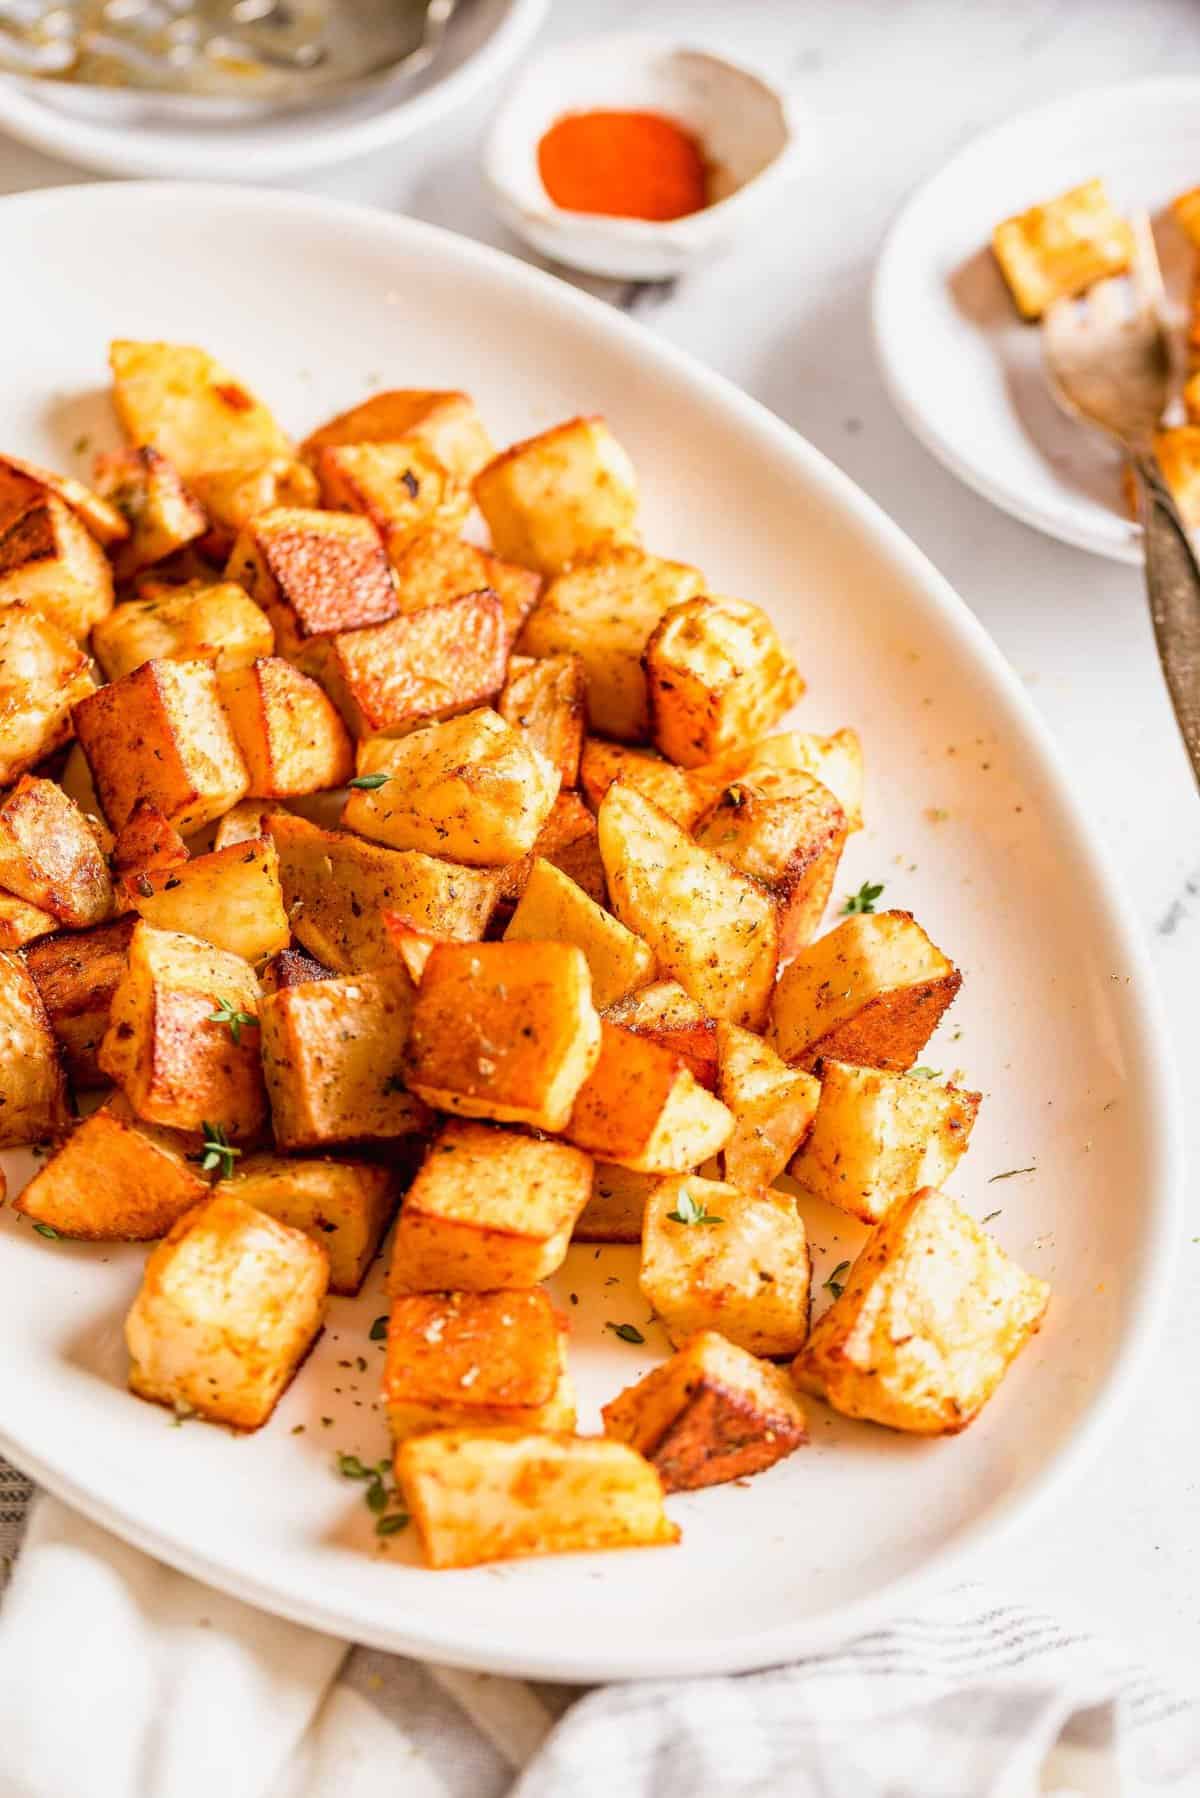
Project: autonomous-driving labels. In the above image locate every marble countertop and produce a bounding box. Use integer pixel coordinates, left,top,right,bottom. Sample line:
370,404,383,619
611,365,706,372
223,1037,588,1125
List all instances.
2,0,1198,1685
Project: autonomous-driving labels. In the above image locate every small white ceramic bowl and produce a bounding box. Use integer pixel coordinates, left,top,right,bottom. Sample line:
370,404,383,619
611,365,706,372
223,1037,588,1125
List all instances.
483,33,798,280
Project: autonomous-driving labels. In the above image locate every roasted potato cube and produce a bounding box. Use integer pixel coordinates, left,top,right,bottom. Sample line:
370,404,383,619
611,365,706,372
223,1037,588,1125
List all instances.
398,1428,678,1569
0,492,113,640
791,1059,980,1223
74,657,249,835
379,912,443,983
0,451,127,547
93,445,207,578
384,1289,574,1440
603,978,717,1090
13,1093,206,1240
598,783,779,1030
520,546,704,740
768,910,962,1072
226,507,396,653
580,738,723,830
213,1152,398,1293
125,1192,328,1430
213,798,273,852
121,836,289,963
498,652,586,787
716,1022,820,1188
574,1160,659,1242
1146,428,1200,531
187,457,319,559
388,531,541,646
566,1022,733,1173
741,728,864,832
24,916,136,1088
112,799,189,879
315,440,471,563
58,741,114,854
645,595,803,768
474,415,639,575
991,179,1132,320
0,949,68,1145
218,656,353,798
492,790,607,911
403,941,601,1132
303,389,494,482
505,857,653,1007
0,776,113,927
259,945,335,994
694,770,846,957
0,605,94,786
315,591,507,738
109,340,292,480
342,709,559,864
0,893,56,949
92,580,275,682
794,1188,1049,1432
100,922,265,1139
602,1330,807,1491
642,1176,811,1356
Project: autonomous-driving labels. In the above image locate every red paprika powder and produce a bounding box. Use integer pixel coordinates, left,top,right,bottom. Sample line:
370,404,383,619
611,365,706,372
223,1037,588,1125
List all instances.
537,110,709,222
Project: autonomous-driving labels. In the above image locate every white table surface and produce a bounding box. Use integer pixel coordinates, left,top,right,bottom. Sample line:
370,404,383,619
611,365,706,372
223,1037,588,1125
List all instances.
2,0,1199,1686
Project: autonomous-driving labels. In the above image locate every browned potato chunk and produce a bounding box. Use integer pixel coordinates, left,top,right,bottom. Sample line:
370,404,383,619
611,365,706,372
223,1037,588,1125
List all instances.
403,941,601,1132
121,836,289,963
303,389,494,482
315,440,471,563
741,729,864,831
0,949,69,1145
580,738,723,829
110,340,292,479
475,416,639,577
498,652,586,787
213,1152,398,1293
598,783,779,1030
493,790,607,911
342,709,559,864
642,1176,811,1356
716,1022,820,1189
74,658,249,835
520,546,703,740
125,1192,328,1430
566,1022,733,1173
212,798,273,852
112,800,189,879
0,893,56,950
602,1330,807,1491
389,1119,592,1292
603,979,717,1090
218,656,353,797
93,445,207,578
315,592,507,738
384,1289,574,1440
387,531,541,646
0,452,128,547
795,1188,1049,1432
0,605,94,786
0,776,113,927
768,910,961,1073
991,179,1132,321
645,595,803,768
100,922,265,1139
0,491,113,640
397,1428,678,1568
92,581,275,683
573,1160,659,1242
227,507,396,655
505,858,653,1007
790,1059,980,1223
187,457,319,559
25,916,136,1088
13,1094,206,1240
694,770,846,957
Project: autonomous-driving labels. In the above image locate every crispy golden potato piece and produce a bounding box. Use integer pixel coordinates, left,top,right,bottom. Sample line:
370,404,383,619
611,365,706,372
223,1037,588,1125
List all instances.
499,652,586,787
0,452,128,547
694,770,846,958
716,1022,820,1189
0,492,114,640
565,1022,733,1173
315,591,507,738
74,657,249,835
260,970,426,1150
642,1176,812,1356
991,179,1132,320
386,530,540,647
791,1059,980,1223
214,1152,398,1293
598,783,779,1030
93,445,207,578
14,1094,206,1240
505,857,653,1007
403,940,601,1132
188,457,319,559
100,921,266,1139
397,1428,678,1569
520,546,704,740
218,656,353,797
343,709,559,864
0,893,57,950
109,340,292,480
602,1330,807,1492
125,1192,328,1431
0,949,69,1145
0,605,94,786
379,911,443,983
645,595,803,768
768,910,961,1073
213,798,273,852
315,440,471,563
475,416,639,577
260,944,335,994
227,506,396,655
740,728,864,832
121,835,289,963
794,1188,1049,1433
25,916,136,1088
493,790,607,911
580,738,723,830
93,581,275,683
384,1290,574,1441
603,978,718,1091
389,1119,592,1292
0,776,113,927
303,389,494,482
112,799,189,879
573,1160,659,1242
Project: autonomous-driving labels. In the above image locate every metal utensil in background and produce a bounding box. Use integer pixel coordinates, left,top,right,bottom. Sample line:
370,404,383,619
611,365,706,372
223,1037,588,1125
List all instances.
1043,213,1200,786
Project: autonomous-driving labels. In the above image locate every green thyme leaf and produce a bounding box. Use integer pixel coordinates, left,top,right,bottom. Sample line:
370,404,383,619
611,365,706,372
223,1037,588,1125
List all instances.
982,1209,1002,1224
376,1512,410,1536
666,1188,723,1227
824,1259,851,1300
207,995,256,1045
909,1066,941,1080
606,1321,645,1344
347,772,391,791
337,1453,371,1480
198,1121,240,1180
369,1315,388,1341
365,1479,388,1514
842,881,884,914
32,1222,60,1240
987,1166,1036,1183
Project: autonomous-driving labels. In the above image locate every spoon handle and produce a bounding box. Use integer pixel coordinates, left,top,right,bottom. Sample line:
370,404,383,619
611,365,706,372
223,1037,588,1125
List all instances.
1133,452,1200,788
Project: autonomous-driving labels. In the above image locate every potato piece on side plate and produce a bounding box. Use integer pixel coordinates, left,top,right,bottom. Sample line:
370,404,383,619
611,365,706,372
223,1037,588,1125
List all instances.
227,507,396,655
214,1152,398,1293
741,729,864,832
0,605,94,786
791,1059,980,1223
387,530,541,646
474,416,639,577
505,858,653,1008
218,656,353,797
396,1429,678,1569
25,916,136,1088
794,1188,1049,1433
641,1176,811,1357
120,836,289,963
93,581,275,682
768,910,961,1072
125,1192,328,1430
315,440,471,562
602,1330,807,1492
315,592,507,738
603,978,717,1091
580,738,723,830
0,949,69,1146
499,653,586,787
93,445,207,579
388,1120,592,1292
302,389,494,482
565,1022,733,1174
598,783,779,1030
110,340,292,479
644,594,803,768
384,1289,574,1441
0,776,113,927
990,179,1132,321
716,1022,820,1189
13,1094,206,1240
694,770,846,957
0,491,114,640
573,1159,659,1242
403,940,601,1132
0,893,57,950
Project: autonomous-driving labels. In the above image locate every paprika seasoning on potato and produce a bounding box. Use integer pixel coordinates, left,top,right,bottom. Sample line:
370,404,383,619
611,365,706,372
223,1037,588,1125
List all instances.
537,110,709,222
